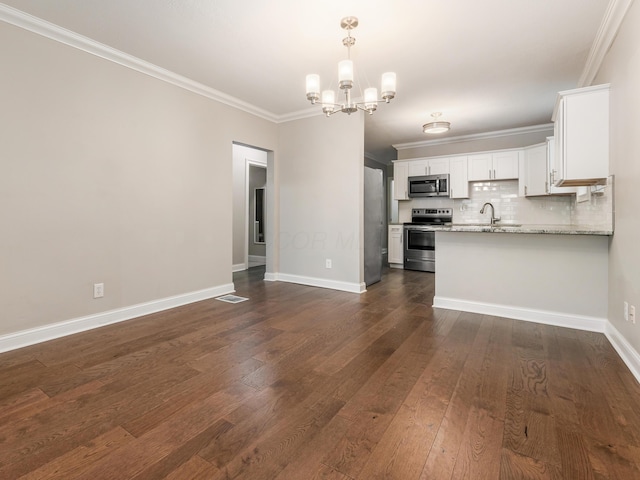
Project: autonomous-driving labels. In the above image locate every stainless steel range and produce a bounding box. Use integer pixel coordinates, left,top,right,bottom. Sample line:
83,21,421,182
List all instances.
403,208,453,272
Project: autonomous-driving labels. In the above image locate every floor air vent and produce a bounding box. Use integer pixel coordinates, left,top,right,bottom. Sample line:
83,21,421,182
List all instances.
215,294,249,304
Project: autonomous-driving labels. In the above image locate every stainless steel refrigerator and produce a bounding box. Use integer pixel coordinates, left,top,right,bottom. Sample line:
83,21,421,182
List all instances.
364,166,384,286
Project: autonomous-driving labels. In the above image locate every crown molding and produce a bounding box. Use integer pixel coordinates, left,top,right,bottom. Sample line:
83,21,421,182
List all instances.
392,123,554,151
578,0,634,87
0,3,280,123
276,106,324,124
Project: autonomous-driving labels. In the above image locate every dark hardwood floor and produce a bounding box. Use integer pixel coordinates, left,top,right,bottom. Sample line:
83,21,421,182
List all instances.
1,266,640,479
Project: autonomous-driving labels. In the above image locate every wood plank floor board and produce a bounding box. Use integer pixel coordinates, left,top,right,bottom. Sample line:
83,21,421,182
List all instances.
17,426,135,480
0,387,49,424
499,448,562,480
129,419,233,480
73,382,254,480
419,313,495,479
451,405,504,479
121,357,263,438
1,267,639,478
273,415,353,480
198,371,329,469
210,396,346,480
355,322,476,480
321,332,434,477
163,455,221,480
312,306,421,377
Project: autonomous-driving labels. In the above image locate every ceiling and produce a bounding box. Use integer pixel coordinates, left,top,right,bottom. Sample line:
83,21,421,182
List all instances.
1,0,610,163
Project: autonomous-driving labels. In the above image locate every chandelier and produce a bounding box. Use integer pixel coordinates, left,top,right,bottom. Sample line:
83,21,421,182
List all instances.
305,17,396,116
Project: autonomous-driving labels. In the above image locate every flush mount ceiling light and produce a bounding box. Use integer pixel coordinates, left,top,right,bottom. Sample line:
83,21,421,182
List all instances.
305,16,396,117
423,112,451,134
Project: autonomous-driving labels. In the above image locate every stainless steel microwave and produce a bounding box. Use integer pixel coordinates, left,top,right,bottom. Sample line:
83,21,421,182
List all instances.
408,174,450,197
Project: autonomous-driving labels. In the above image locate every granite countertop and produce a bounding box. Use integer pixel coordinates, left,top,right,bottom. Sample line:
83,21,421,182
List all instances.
427,223,614,236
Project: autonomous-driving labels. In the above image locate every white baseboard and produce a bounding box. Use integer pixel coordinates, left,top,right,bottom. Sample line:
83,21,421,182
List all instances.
605,322,640,384
0,283,235,354
263,272,277,282
232,263,246,273
248,255,266,268
271,273,366,294
433,296,607,332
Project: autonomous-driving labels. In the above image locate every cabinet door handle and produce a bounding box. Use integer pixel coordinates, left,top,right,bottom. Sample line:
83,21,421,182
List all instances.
493,169,496,179
524,186,528,195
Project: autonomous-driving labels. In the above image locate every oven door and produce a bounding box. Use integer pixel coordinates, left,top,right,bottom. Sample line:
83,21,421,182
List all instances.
403,226,436,272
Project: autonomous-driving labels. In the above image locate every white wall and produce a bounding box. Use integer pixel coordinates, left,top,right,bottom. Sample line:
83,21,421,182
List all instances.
595,1,640,352
0,21,277,339
276,114,365,292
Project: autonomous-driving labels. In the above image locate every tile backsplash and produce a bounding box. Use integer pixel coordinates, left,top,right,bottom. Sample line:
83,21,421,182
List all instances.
398,176,614,228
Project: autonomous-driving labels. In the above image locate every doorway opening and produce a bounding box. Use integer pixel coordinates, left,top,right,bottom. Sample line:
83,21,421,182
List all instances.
232,143,270,274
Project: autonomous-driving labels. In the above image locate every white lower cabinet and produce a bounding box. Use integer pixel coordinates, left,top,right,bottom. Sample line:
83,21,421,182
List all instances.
388,225,404,267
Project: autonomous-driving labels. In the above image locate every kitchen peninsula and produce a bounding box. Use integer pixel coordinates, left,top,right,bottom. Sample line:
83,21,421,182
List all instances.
432,227,610,332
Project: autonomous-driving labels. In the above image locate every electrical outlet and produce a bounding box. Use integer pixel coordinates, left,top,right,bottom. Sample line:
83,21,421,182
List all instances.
325,259,332,269
93,283,104,298
630,305,636,324
625,301,629,321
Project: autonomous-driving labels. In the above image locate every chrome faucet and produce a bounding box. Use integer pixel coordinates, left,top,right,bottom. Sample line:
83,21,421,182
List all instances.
480,202,500,225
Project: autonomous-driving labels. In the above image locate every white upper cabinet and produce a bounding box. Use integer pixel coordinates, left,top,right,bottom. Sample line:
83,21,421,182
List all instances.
407,157,450,176
547,137,576,195
492,151,520,179
522,143,548,196
468,150,520,181
552,84,609,186
408,159,428,177
449,156,469,199
393,161,409,200
427,157,450,175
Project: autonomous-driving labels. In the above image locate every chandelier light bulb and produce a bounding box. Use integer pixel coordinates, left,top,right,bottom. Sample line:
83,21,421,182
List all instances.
322,90,336,116
381,72,397,101
364,88,378,112
306,74,320,103
338,60,354,88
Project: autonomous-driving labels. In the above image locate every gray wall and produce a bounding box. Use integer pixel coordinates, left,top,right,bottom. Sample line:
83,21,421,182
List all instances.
278,114,365,289
595,1,640,353
0,21,277,336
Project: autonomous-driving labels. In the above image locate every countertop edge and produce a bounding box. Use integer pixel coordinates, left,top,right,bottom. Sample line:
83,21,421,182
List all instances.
428,225,613,236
